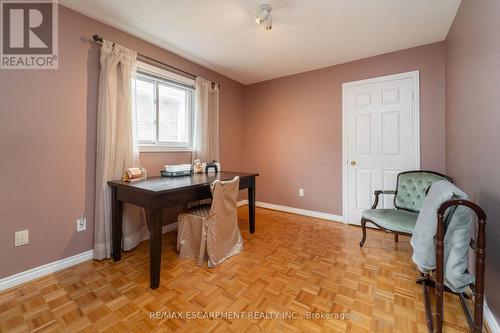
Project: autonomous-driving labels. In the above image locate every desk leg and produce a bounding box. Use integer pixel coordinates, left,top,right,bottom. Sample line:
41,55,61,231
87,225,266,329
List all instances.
111,186,123,261
248,177,256,233
148,208,163,289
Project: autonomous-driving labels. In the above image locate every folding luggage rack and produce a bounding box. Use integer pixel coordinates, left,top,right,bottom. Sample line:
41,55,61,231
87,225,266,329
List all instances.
417,199,486,333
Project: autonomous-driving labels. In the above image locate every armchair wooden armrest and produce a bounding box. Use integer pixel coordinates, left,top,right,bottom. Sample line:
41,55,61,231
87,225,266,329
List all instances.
372,190,397,209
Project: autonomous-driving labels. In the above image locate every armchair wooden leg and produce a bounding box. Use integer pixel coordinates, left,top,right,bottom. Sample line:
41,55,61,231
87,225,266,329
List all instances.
394,234,398,243
360,218,367,247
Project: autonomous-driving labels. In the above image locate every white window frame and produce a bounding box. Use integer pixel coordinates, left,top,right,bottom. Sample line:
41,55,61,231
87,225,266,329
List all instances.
134,61,195,152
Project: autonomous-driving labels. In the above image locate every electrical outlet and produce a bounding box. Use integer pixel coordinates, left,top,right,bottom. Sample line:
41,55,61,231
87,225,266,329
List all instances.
15,230,29,247
76,216,87,232
299,188,304,197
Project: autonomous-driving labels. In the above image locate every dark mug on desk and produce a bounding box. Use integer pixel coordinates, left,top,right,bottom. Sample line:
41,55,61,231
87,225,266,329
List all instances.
205,160,218,173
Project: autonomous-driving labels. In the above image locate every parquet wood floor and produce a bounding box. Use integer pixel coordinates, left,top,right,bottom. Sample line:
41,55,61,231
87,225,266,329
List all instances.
0,207,482,333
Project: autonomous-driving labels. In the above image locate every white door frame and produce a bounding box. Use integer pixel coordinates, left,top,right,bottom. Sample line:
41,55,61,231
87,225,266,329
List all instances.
341,71,420,224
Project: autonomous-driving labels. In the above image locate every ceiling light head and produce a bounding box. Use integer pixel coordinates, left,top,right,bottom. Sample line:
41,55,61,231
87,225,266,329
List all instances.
263,16,272,30
256,4,272,30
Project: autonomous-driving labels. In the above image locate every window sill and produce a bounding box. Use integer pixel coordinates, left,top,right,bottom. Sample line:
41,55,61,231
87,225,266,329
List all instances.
139,146,192,153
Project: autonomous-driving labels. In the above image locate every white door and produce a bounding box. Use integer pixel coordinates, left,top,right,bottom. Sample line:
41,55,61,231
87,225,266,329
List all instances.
343,72,420,225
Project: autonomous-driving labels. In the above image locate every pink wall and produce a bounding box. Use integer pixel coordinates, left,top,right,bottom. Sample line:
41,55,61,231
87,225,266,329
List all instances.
243,42,446,215
445,0,500,320
0,6,449,281
0,6,245,278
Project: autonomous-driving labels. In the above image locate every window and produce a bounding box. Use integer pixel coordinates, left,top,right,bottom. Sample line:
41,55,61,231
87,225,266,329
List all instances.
133,62,194,152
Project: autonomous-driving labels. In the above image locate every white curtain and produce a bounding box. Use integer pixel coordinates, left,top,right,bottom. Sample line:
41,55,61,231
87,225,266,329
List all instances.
192,77,219,162
94,41,146,260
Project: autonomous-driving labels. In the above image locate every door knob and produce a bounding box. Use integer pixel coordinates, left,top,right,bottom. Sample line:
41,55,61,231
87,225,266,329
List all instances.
350,160,357,165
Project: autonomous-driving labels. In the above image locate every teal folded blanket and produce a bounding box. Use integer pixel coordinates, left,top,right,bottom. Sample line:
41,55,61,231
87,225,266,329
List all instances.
410,180,474,293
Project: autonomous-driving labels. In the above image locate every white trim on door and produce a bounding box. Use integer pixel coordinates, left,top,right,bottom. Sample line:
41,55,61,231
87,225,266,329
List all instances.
342,71,420,224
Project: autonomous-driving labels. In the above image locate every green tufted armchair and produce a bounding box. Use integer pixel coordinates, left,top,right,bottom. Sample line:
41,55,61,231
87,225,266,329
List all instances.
359,170,453,247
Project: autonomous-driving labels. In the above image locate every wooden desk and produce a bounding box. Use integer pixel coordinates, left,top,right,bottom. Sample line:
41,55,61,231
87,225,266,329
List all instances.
108,171,258,289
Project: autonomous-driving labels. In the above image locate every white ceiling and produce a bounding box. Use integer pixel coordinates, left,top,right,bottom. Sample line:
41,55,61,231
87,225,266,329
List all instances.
60,0,461,84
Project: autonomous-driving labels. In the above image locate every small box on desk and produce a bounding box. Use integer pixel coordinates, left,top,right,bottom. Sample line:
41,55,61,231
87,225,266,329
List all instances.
162,164,193,177
160,169,193,177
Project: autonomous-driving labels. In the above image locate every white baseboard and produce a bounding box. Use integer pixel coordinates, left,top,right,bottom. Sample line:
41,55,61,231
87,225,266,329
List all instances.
141,222,179,242
0,223,181,293
0,250,94,292
163,222,178,233
485,300,500,333
237,199,343,223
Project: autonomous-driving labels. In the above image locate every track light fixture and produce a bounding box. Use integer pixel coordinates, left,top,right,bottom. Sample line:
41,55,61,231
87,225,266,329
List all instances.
255,4,272,30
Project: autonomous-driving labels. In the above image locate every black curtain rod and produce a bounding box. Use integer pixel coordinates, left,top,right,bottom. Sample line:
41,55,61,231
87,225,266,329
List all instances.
92,34,219,87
